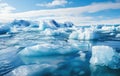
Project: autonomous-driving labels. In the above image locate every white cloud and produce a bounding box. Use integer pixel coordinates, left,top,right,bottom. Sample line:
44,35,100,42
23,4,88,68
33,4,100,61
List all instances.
13,2,120,17
36,0,68,7
85,2,120,13
0,2,120,25
0,2,15,14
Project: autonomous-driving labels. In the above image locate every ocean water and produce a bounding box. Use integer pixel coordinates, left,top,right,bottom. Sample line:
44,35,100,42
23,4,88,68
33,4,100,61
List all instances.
0,30,120,76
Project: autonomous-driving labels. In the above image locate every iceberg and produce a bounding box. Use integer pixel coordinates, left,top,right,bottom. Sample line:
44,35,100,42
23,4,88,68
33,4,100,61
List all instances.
116,34,120,38
68,40,91,51
39,21,57,31
41,28,53,36
81,29,100,40
52,28,70,39
19,43,79,57
69,28,100,40
116,25,120,32
0,25,10,35
50,20,60,28
90,45,120,69
50,20,73,28
11,20,30,27
69,31,79,40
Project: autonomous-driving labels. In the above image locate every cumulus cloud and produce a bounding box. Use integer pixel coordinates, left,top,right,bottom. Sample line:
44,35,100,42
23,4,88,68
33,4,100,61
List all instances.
36,0,68,7
0,2,15,13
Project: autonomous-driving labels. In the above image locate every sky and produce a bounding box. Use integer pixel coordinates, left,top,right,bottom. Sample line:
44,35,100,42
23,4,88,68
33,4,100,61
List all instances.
0,0,120,25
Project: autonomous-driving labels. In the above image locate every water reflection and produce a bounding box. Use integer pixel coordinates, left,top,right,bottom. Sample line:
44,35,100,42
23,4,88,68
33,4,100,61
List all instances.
90,65,120,76
0,36,120,76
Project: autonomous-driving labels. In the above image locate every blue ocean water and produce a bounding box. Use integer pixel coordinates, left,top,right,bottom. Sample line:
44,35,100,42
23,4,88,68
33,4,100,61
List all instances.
0,20,120,76
0,30,120,76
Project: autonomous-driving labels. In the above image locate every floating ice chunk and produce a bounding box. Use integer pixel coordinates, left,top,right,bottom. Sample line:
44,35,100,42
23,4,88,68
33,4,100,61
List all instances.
52,29,69,39
90,45,120,69
101,26,115,33
90,46,114,65
69,29,100,40
116,34,120,38
19,43,79,57
0,34,11,38
41,29,53,36
115,25,120,32
39,20,57,31
40,20,74,29
11,20,30,27
82,29,100,40
69,31,79,40
0,25,10,34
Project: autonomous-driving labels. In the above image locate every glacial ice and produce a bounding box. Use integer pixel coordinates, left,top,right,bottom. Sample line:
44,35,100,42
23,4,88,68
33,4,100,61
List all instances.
1,19,119,41
90,45,120,69
19,43,79,57
0,25,10,34
11,20,30,27
69,31,79,40
0,19,120,76
69,29,100,40
101,26,115,32
116,34,120,38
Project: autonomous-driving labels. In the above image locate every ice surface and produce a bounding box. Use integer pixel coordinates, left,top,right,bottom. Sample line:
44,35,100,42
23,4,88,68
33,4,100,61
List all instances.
52,28,70,39
69,29,100,40
68,40,91,51
39,20,57,31
1,19,119,41
78,29,100,40
116,34,120,38
101,26,115,32
19,43,79,57
69,31,79,40
90,45,120,69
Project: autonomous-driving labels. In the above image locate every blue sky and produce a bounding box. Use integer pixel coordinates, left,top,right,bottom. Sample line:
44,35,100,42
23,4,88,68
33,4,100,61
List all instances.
0,0,120,25
1,0,117,12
